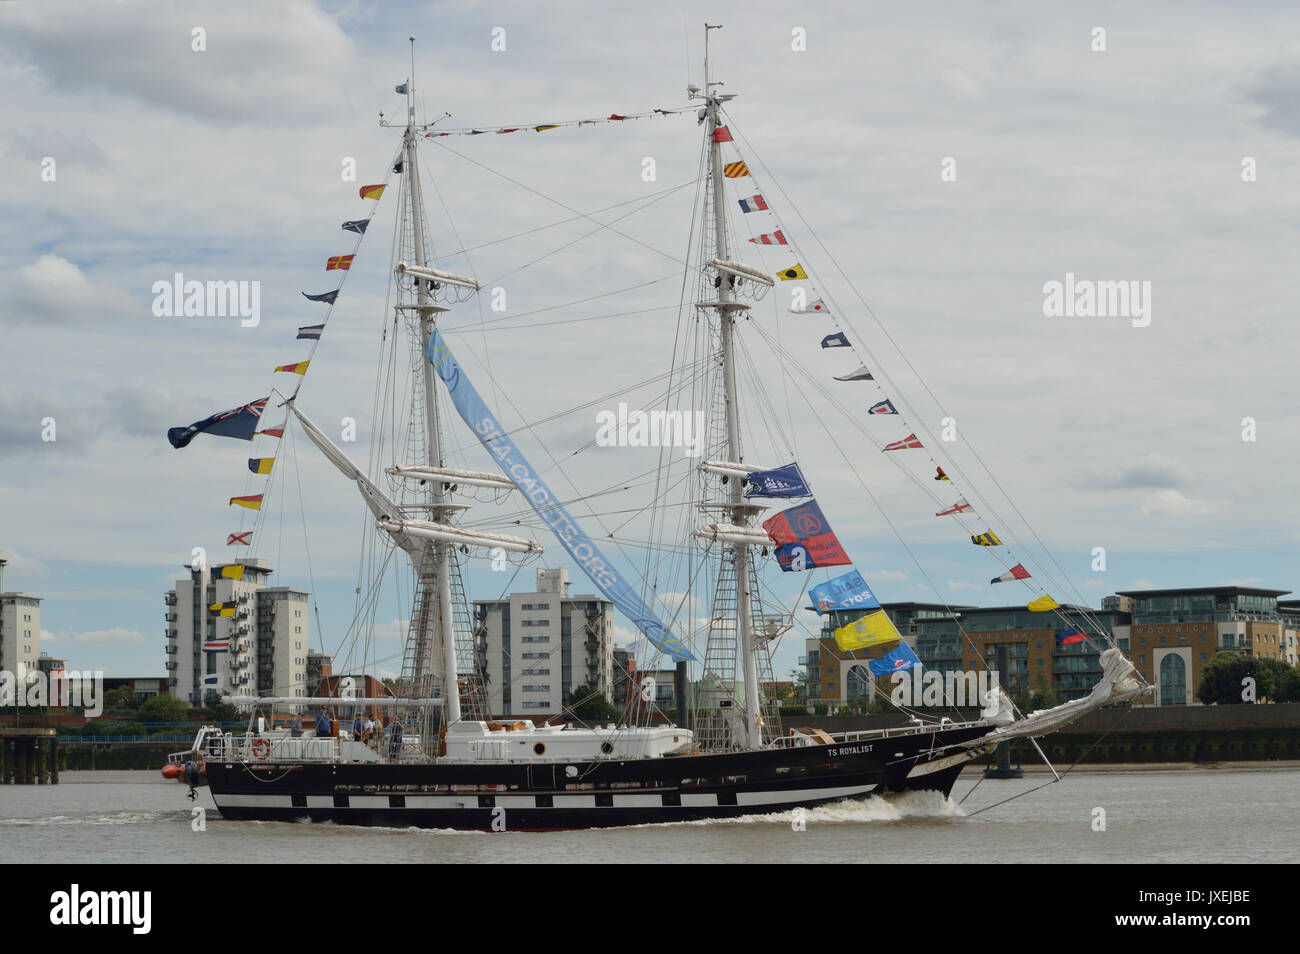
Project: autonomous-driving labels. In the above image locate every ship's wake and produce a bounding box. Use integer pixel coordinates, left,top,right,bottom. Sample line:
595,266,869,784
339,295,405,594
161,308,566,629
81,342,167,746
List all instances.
658,789,966,828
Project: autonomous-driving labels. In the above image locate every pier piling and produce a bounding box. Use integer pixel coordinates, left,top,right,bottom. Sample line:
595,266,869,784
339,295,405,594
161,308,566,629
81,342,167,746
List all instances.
0,729,59,784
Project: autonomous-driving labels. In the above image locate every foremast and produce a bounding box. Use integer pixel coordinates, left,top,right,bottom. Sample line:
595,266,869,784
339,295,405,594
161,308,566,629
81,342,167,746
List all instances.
383,40,510,738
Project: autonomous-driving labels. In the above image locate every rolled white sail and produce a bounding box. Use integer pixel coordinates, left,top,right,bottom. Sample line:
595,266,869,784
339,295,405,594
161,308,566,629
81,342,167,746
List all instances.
291,405,401,524
395,261,480,290
695,524,772,546
969,648,1151,746
377,516,541,553
710,259,776,287
387,464,516,490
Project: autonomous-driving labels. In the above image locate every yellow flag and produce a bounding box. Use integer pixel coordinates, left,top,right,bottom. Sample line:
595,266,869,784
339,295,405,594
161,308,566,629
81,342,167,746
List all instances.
1027,594,1060,612
777,264,807,281
221,565,245,581
833,609,903,652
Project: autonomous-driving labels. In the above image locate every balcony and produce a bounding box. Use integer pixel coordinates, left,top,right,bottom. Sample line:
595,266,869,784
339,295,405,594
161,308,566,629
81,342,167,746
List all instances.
164,661,178,671
164,645,178,655
585,639,599,653
164,593,177,606
164,612,177,622
167,678,177,688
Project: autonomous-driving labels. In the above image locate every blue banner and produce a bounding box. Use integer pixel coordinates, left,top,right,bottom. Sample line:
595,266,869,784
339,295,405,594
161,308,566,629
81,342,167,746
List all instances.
426,329,694,662
808,569,881,615
744,461,812,498
868,642,921,677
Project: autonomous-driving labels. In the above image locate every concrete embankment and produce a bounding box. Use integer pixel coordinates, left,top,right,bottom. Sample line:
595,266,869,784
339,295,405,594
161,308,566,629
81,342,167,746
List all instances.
790,702,1300,763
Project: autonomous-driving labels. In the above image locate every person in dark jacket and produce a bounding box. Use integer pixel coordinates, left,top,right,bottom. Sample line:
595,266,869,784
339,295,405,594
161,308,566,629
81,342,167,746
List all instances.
314,706,331,737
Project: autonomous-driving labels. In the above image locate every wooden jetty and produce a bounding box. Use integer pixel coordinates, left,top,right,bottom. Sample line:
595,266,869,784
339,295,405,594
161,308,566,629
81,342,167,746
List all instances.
0,727,59,784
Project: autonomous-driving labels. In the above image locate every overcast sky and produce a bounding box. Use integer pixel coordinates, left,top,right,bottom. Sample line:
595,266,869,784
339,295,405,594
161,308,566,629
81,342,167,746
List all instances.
2,0,1299,684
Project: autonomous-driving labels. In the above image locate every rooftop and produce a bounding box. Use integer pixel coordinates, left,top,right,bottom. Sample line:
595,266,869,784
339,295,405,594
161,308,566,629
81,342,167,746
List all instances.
1115,586,1290,599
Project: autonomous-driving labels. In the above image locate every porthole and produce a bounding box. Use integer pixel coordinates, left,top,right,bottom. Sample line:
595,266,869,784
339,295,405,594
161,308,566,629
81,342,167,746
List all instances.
600,741,614,755
533,742,546,755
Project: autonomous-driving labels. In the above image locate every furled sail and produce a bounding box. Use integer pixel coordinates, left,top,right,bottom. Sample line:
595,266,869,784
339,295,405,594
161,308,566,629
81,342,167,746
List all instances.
425,328,695,662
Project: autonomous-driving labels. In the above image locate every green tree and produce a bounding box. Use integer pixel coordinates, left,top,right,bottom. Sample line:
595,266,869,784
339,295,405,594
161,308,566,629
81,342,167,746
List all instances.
1274,665,1300,703
138,694,192,724
1029,685,1060,710
1197,652,1258,705
203,702,241,724
1255,658,1292,700
100,686,138,717
569,684,617,722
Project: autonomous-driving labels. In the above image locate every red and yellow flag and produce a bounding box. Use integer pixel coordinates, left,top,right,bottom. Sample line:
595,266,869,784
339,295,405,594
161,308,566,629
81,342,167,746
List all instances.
359,184,386,200
326,254,354,271
229,494,264,511
723,161,749,178
274,361,310,375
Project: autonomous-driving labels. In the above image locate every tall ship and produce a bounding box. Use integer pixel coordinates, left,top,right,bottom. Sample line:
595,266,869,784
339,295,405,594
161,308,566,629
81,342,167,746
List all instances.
169,34,1150,830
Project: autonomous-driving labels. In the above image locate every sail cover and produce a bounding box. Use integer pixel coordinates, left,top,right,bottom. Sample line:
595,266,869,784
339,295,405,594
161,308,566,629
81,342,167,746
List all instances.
426,329,695,662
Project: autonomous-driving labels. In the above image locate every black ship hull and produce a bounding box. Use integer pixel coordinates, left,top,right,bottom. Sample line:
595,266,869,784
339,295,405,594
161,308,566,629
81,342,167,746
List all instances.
205,724,996,831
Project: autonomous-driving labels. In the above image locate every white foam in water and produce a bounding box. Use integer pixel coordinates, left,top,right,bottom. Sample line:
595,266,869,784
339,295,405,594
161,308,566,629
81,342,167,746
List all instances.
656,790,967,828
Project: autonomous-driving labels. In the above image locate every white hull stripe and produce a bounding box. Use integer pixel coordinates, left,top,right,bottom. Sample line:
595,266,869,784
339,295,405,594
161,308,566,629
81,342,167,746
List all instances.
214,782,877,812
906,744,993,779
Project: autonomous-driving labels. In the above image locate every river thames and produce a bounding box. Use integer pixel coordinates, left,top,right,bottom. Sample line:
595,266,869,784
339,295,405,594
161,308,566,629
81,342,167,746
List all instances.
2,764,1296,863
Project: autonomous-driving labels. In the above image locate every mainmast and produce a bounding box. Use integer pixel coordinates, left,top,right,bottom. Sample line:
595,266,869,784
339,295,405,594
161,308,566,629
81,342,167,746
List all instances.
400,41,462,725
698,24,763,751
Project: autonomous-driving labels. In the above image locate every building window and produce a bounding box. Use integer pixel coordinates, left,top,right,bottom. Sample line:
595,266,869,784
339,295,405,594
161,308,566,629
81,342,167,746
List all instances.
1159,654,1187,706
521,636,550,644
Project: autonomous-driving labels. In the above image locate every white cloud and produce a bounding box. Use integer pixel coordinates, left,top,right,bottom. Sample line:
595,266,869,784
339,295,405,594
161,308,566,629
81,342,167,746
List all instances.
1139,490,1220,517
69,627,145,645
867,570,909,583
